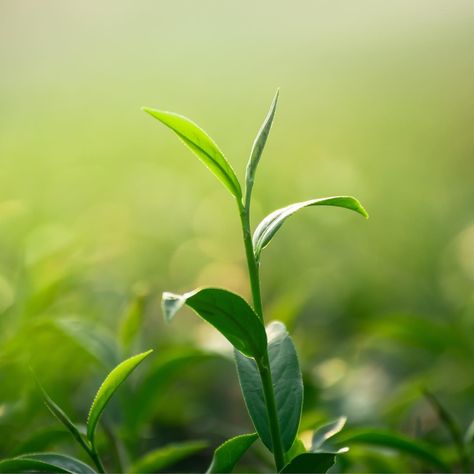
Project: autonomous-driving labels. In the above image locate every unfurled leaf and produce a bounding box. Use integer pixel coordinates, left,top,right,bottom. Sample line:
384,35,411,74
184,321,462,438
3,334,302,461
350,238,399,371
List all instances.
245,90,279,208
280,452,337,473
206,433,258,473
253,196,368,260
311,417,347,451
129,441,207,474
336,429,449,472
0,453,96,474
162,288,267,358
142,108,242,198
285,439,306,463
235,321,303,452
87,349,153,444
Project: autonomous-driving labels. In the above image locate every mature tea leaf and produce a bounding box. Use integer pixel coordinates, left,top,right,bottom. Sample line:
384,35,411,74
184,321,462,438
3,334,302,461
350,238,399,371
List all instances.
280,452,337,473
245,90,279,208
142,108,242,198
0,453,96,474
87,350,153,444
311,417,347,451
0,458,69,473
336,429,449,472
253,196,368,260
235,321,303,452
130,441,207,474
206,433,258,473
162,288,267,358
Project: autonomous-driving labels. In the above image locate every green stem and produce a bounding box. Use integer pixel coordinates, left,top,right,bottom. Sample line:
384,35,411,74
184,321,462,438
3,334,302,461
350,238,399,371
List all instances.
88,446,106,474
238,200,286,471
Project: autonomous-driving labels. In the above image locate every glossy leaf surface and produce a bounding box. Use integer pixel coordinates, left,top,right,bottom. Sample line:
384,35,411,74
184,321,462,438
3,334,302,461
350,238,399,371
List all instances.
206,433,258,473
253,196,368,260
245,90,279,208
130,441,207,473
162,288,267,358
280,452,337,473
0,453,96,474
235,321,303,452
87,349,153,443
143,107,241,198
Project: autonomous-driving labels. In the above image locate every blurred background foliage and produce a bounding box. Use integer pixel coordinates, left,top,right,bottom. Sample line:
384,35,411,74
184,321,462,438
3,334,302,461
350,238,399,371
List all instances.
0,1,473,472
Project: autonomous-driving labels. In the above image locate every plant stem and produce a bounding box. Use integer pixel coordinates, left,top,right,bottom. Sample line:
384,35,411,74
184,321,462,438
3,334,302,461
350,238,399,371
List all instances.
238,200,285,471
88,445,106,474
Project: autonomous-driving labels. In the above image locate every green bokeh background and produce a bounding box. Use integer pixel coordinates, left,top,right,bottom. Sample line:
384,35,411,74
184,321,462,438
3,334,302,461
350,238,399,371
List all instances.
1,1,473,471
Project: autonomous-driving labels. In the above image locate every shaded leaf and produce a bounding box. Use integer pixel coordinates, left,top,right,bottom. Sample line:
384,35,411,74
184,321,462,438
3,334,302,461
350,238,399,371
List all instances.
245,90,279,208
285,439,306,463
253,196,368,260
162,288,267,358
0,458,69,473
18,454,96,474
336,429,450,472
130,441,207,474
142,107,241,198
311,417,347,451
280,452,336,473
87,349,153,444
207,433,258,473
235,321,303,452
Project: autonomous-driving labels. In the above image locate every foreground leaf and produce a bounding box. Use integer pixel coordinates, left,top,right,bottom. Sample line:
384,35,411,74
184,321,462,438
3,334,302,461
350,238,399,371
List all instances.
253,196,368,260
336,429,450,472
245,90,279,208
162,288,267,358
311,417,347,451
280,452,336,473
130,441,207,473
235,321,303,452
0,458,69,473
142,107,242,198
207,433,258,473
87,349,153,444
0,453,96,474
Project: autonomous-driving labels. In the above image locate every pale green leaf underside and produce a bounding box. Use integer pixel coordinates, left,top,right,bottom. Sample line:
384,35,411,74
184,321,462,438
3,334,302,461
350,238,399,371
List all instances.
206,433,258,473
87,349,153,443
245,90,279,208
129,441,208,474
162,288,267,358
235,321,303,452
143,107,242,199
311,417,347,451
253,196,369,260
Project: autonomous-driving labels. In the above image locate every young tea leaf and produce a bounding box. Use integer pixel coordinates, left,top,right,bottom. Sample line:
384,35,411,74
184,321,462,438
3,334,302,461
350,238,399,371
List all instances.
280,452,337,473
253,196,368,261
206,433,258,473
311,417,347,451
129,441,208,474
245,90,279,209
162,288,267,358
235,321,303,452
142,108,242,199
87,349,153,444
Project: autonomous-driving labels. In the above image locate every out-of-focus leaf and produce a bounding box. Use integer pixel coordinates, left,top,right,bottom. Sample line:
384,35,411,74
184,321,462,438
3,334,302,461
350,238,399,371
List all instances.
465,418,474,446
118,284,148,351
336,429,450,472
253,196,368,260
87,349,153,444
245,90,279,209
285,439,306,463
280,452,337,473
142,107,242,198
0,453,96,474
206,433,258,473
311,417,347,451
235,321,303,452
13,429,69,456
162,288,267,358
129,441,207,473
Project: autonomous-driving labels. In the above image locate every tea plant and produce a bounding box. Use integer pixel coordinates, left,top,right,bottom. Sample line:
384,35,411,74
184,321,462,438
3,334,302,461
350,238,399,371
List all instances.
142,91,368,472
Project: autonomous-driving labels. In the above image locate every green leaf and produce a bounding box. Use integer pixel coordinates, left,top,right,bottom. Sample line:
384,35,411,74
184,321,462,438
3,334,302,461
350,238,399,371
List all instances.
280,452,337,473
253,196,369,260
87,349,153,444
235,321,303,452
244,90,279,209
129,441,207,474
285,439,307,462
311,417,347,451
206,433,258,473
162,288,267,358
0,454,96,474
336,429,450,472
118,285,148,352
142,107,242,198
